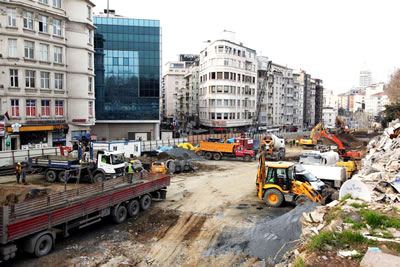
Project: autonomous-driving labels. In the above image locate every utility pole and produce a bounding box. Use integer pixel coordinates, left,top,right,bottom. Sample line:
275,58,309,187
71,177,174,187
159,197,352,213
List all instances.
107,0,109,17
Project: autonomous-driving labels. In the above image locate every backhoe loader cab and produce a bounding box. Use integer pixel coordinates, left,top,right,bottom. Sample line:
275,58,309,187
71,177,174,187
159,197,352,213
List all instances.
256,157,323,207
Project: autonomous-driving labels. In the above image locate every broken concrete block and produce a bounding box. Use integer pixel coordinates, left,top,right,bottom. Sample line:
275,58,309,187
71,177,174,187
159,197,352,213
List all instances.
326,200,339,207
309,210,324,223
360,250,400,267
338,250,359,257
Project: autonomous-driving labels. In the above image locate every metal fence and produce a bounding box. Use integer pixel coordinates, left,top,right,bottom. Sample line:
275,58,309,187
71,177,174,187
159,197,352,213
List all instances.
0,148,61,168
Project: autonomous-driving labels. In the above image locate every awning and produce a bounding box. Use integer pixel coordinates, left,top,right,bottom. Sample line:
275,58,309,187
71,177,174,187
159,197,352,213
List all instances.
7,124,68,132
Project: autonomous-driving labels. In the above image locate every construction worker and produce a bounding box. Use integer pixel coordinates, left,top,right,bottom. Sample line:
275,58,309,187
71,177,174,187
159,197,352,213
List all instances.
128,160,136,183
15,162,26,184
295,139,299,146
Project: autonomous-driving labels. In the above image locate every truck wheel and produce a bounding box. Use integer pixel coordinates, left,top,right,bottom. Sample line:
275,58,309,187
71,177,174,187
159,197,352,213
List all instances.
112,205,127,224
204,152,213,160
264,189,284,207
58,171,66,183
244,155,252,162
34,234,53,257
45,170,57,183
140,194,152,210
213,153,222,160
295,195,311,206
127,199,140,217
93,173,105,183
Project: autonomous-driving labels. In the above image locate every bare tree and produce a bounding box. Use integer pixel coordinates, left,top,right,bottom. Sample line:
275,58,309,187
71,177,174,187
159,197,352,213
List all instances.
387,69,400,104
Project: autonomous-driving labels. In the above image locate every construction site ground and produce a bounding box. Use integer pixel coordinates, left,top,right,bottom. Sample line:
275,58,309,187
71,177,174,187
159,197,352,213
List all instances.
2,135,378,266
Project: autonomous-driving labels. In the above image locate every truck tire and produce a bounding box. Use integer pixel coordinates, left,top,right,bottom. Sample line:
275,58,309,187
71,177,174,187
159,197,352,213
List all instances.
127,199,140,217
204,152,213,160
264,189,284,207
34,234,53,257
140,194,152,210
213,153,222,161
58,171,66,183
45,170,57,183
244,155,252,162
112,205,127,224
295,195,311,206
93,173,105,183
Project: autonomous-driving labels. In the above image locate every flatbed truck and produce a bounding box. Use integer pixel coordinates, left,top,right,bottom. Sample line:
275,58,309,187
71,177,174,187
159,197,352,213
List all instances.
0,173,170,261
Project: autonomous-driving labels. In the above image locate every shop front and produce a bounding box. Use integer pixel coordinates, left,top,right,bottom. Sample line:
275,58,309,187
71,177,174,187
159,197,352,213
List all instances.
7,122,69,149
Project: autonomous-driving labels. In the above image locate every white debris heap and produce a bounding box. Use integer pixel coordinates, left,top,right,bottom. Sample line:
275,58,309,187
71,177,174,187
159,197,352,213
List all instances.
354,119,400,204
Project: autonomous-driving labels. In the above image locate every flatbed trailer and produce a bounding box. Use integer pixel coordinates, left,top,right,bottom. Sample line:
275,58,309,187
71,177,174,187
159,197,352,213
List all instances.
0,173,170,261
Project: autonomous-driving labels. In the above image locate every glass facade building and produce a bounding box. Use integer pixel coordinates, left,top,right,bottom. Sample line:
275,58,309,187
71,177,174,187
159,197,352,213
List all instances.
94,17,161,120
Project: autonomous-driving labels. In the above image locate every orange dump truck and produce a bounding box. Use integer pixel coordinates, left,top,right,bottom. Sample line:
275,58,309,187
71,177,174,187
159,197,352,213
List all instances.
196,141,254,161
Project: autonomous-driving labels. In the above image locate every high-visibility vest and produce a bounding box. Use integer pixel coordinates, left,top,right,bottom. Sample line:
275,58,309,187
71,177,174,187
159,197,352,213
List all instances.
128,164,135,174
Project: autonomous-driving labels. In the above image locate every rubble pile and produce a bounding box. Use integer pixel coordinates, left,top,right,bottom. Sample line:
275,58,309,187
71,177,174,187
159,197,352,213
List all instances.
353,119,400,204
279,199,400,266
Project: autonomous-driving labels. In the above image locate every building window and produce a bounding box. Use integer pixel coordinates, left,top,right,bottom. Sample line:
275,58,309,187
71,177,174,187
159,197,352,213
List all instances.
88,53,93,68
8,39,17,57
217,99,222,106
26,100,36,117
7,8,16,27
39,0,48,4
55,100,64,116
53,0,61,8
88,29,92,44
224,99,229,106
40,72,50,89
39,15,48,33
113,57,119,65
54,73,63,89
25,70,35,88
24,41,34,59
53,19,62,36
23,11,33,30
88,101,93,116
216,113,222,120
54,46,63,63
87,6,92,20
224,113,228,120
11,99,19,117
88,77,92,92
10,69,18,88
41,100,50,117
39,44,49,61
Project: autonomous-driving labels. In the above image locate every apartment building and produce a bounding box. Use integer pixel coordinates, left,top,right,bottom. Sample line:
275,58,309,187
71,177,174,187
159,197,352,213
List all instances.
0,0,95,149
198,38,257,131
293,73,304,130
183,59,200,128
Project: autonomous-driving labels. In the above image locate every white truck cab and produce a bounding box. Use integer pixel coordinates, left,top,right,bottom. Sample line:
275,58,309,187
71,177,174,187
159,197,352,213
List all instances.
294,164,325,192
97,151,126,179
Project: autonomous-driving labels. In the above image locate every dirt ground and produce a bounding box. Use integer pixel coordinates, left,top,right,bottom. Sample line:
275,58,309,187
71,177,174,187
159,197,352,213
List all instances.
7,157,298,267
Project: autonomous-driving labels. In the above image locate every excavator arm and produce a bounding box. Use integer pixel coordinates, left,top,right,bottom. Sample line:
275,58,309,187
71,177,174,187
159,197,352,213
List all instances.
320,130,345,152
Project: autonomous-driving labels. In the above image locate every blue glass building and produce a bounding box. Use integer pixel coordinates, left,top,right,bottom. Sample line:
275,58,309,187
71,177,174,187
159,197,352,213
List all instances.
94,16,161,121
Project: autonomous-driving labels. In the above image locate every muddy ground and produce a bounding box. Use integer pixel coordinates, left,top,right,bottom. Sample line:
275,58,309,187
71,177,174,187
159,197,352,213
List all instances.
4,146,307,266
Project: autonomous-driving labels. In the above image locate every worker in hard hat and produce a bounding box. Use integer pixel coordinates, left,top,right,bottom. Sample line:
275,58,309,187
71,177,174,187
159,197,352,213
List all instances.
15,162,26,184
128,160,136,183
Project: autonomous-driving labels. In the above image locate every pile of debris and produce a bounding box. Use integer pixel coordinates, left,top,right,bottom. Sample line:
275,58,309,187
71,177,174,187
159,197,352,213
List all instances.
280,199,400,266
352,119,400,204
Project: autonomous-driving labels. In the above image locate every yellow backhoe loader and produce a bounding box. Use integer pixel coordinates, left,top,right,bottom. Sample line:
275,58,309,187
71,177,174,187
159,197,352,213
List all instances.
256,151,324,207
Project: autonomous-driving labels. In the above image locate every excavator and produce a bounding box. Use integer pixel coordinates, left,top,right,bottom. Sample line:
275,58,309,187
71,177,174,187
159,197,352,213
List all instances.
336,116,354,134
256,150,324,207
299,122,323,147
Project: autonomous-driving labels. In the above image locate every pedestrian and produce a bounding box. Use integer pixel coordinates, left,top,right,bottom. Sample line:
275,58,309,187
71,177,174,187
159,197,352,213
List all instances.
15,162,21,184
128,160,136,183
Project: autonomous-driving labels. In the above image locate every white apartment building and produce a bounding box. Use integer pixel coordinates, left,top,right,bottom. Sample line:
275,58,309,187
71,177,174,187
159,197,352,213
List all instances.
199,39,257,131
323,89,338,110
161,61,188,122
322,107,336,128
183,62,200,123
338,93,348,111
293,73,304,130
0,0,95,150
359,69,372,88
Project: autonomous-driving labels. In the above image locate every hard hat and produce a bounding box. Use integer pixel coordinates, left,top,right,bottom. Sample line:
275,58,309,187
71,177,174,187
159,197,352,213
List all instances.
130,160,134,163
17,162,21,165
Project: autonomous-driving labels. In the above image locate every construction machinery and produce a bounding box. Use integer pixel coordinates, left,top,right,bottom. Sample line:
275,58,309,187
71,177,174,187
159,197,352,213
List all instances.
259,134,286,161
336,116,354,133
316,130,361,159
196,141,254,161
256,151,323,207
299,122,323,147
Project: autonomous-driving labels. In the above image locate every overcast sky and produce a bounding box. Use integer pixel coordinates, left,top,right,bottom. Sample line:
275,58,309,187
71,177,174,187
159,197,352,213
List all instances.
93,0,400,93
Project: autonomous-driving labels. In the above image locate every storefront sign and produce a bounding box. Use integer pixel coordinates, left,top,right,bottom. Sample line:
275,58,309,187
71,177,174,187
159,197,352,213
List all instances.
7,124,68,133
211,120,227,126
72,119,87,123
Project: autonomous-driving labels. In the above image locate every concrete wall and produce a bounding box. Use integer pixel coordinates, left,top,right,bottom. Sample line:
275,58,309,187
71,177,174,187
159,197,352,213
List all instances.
91,123,159,141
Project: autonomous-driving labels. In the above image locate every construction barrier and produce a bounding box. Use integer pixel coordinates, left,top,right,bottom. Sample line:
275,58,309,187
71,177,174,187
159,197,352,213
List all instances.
0,147,61,168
